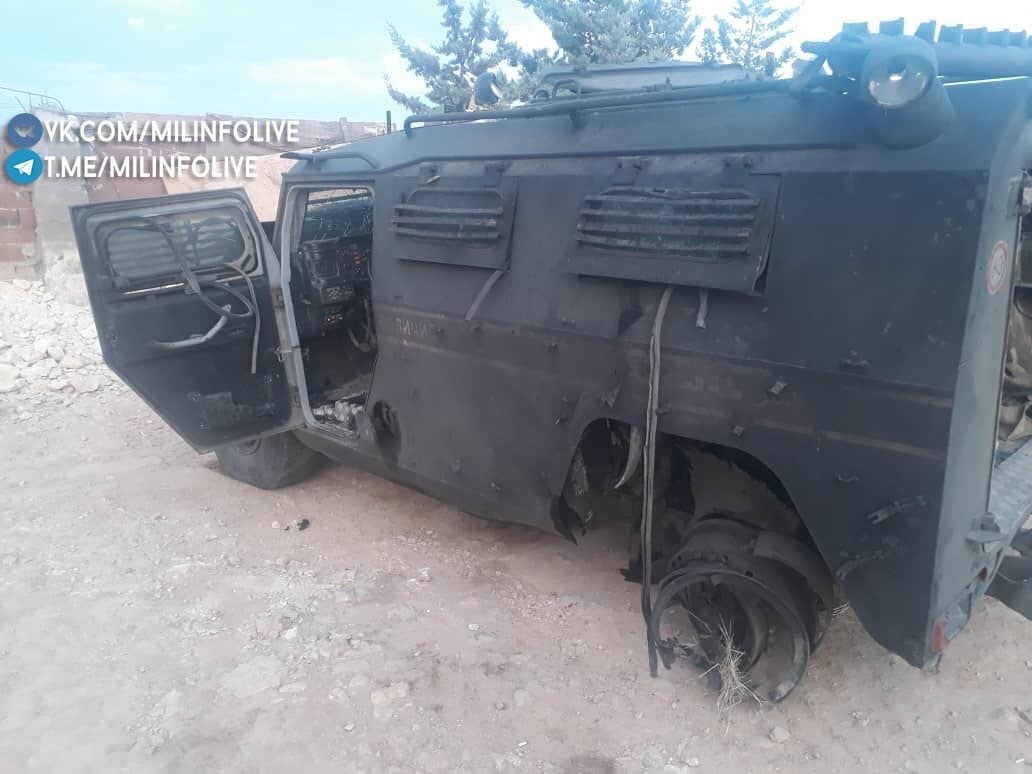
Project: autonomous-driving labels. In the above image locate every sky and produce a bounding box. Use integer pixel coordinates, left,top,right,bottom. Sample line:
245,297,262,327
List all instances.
1,0,1030,123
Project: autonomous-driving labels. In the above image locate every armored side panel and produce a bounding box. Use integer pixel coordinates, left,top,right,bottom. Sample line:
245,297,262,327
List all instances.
286,77,1031,668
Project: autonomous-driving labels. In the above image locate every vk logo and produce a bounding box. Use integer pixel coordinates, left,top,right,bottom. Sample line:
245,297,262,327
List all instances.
6,113,43,148
5,149,44,184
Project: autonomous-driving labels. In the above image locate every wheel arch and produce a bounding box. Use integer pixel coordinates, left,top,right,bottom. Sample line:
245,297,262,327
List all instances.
554,413,827,567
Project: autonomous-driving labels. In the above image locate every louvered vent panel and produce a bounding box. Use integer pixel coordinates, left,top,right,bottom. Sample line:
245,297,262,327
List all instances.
565,178,780,294
578,187,758,261
102,210,252,287
384,176,517,269
392,188,503,245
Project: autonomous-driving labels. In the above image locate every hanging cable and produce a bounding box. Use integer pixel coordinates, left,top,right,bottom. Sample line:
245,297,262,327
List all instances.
103,217,255,320
640,285,673,678
103,215,262,374
220,262,261,375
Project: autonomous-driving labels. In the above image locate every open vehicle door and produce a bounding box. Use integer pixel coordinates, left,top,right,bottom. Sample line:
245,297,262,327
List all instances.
71,190,301,451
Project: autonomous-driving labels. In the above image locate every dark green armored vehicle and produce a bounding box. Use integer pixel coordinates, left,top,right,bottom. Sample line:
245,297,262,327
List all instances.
72,20,1032,701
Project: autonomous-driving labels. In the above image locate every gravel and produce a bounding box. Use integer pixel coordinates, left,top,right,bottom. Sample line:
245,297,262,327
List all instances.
0,280,121,415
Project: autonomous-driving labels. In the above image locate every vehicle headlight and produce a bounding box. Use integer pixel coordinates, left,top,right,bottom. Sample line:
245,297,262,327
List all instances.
860,37,938,109
865,56,933,107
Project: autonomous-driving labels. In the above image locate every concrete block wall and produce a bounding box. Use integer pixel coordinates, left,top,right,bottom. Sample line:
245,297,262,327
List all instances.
31,109,91,301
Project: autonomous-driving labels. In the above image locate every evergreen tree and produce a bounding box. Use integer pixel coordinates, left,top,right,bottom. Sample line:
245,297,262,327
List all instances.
699,0,797,75
386,0,705,113
386,0,525,113
522,0,700,64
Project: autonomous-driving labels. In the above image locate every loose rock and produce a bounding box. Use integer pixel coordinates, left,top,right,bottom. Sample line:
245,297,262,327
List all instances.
370,681,410,705
333,658,372,676
769,726,791,744
389,605,418,623
0,364,20,393
254,615,284,639
219,656,286,699
70,374,101,394
640,745,666,770
22,350,44,366
156,689,182,719
676,740,700,767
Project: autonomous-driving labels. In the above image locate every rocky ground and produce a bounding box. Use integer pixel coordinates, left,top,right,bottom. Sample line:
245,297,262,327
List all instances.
1,278,1031,774
0,279,118,411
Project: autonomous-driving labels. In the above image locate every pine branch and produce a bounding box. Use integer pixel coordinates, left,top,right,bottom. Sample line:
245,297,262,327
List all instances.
385,77,433,114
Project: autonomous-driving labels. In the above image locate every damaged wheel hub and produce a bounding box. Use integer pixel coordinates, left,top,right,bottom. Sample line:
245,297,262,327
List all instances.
650,519,831,703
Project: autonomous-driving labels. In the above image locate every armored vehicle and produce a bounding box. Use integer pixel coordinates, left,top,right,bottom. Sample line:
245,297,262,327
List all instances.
72,20,1032,700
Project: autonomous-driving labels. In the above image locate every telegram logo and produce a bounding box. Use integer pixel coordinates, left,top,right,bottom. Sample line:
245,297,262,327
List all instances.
5,149,44,184
6,113,44,148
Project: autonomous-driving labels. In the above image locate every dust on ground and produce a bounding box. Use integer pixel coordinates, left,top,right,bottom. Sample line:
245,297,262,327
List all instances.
0,279,1030,774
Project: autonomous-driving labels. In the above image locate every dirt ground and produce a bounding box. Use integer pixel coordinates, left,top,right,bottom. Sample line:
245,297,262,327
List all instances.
0,386,1030,774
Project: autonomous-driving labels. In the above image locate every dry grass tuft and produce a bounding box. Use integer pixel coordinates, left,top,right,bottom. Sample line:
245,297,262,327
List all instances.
713,620,766,721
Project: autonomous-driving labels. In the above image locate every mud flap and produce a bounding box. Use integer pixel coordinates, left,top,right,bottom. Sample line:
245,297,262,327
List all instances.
980,437,1032,620
986,533,1032,620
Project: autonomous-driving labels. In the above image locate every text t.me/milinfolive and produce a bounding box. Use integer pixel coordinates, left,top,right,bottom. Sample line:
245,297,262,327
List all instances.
43,154,260,179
